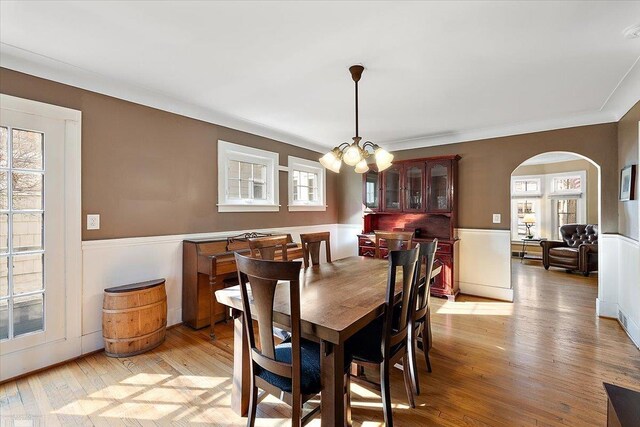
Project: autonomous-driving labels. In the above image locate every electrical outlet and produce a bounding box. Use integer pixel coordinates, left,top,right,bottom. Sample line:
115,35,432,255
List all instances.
492,214,501,224
87,214,100,230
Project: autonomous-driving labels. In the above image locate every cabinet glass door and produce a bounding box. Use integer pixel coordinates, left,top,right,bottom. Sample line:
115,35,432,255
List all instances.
404,163,424,211
383,165,402,211
427,161,451,212
363,169,379,211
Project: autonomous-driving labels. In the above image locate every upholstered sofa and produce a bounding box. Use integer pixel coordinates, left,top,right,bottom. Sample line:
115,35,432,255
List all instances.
540,224,598,276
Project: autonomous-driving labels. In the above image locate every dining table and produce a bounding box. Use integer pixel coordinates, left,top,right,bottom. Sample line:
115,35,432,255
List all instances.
215,255,442,426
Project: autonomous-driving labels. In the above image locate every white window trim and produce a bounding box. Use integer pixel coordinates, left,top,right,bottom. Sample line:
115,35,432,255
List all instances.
287,156,326,212
217,140,280,213
511,175,543,198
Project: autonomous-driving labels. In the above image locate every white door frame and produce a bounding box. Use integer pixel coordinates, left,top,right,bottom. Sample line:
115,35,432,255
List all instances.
0,94,82,381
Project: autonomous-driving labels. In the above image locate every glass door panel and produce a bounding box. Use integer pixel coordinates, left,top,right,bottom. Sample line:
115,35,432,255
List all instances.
383,165,402,211
0,127,45,342
404,163,424,211
363,169,380,211
427,161,451,212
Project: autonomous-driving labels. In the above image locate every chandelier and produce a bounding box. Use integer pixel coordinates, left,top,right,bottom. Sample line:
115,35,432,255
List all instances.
319,65,394,174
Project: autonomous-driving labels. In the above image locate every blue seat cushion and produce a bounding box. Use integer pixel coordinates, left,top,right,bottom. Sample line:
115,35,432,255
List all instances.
346,316,405,364
255,338,322,395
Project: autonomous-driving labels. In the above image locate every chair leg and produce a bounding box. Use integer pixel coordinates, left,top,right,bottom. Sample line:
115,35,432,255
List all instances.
247,382,258,427
407,322,420,396
402,355,416,408
421,328,432,373
380,361,394,427
291,391,302,427
345,373,352,424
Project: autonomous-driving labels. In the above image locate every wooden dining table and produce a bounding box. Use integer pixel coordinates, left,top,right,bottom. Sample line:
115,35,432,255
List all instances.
215,255,441,426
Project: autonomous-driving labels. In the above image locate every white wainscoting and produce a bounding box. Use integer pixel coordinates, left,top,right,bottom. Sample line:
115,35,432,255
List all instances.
80,223,361,354
456,228,513,302
598,233,640,348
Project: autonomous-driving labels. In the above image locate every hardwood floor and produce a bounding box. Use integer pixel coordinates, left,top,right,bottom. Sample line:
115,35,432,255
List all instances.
1,261,638,426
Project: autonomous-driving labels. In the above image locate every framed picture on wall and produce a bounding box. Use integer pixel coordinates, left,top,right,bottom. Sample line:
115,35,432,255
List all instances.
619,164,636,201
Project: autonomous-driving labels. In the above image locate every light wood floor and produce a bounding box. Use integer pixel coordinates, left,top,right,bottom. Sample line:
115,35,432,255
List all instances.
1,261,638,426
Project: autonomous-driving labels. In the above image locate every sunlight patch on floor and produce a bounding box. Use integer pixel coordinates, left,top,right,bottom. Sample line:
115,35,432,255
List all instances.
436,301,514,316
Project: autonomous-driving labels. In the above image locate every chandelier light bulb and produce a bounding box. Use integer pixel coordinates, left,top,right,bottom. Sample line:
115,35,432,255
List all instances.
343,143,363,166
374,147,394,165
354,159,369,173
319,150,342,173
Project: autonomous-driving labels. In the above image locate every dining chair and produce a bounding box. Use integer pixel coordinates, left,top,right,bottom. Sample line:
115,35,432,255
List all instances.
247,235,293,341
248,235,290,260
235,253,321,427
346,245,420,427
373,230,414,259
299,232,331,268
407,239,438,396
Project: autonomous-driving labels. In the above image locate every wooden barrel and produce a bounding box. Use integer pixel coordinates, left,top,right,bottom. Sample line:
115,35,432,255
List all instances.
102,279,167,357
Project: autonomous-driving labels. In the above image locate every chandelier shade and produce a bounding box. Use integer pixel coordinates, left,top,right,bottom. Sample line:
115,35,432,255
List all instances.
320,65,393,173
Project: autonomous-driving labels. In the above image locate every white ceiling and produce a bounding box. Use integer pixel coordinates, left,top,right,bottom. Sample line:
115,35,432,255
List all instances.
1,1,639,153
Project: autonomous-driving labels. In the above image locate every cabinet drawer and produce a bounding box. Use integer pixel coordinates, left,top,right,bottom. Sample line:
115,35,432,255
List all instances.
359,237,375,247
435,242,452,254
359,247,375,257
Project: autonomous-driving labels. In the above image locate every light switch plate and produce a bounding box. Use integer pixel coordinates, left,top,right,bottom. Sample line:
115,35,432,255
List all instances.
492,214,501,224
87,214,100,230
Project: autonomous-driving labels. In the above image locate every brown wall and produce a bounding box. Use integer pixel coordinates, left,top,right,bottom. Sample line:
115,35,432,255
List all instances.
338,123,619,233
0,68,338,240
512,159,599,225
617,101,640,240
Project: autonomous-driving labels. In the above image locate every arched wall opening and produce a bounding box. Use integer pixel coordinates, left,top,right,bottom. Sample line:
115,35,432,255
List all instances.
509,151,602,302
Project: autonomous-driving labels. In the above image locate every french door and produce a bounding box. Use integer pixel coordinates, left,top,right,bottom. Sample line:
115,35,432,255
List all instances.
0,95,81,380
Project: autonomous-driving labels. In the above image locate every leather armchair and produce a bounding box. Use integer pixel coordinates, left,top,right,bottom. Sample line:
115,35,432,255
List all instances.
540,224,598,276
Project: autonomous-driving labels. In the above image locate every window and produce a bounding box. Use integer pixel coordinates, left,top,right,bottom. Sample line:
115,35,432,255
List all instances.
512,177,542,196
553,198,578,239
217,141,279,212
551,174,582,195
512,199,540,239
288,156,326,211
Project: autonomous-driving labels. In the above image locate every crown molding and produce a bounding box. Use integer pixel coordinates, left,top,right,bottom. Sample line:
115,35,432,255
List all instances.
382,110,619,152
0,43,328,154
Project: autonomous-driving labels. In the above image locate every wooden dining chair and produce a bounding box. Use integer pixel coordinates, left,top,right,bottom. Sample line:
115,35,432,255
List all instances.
373,230,414,259
346,245,421,427
299,232,331,268
235,253,321,427
248,235,290,260
248,235,293,341
407,239,438,396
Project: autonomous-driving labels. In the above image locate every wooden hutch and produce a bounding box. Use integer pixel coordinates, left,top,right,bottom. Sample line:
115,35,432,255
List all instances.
357,155,460,300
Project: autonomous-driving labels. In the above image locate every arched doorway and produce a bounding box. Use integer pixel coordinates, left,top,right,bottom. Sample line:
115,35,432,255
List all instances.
509,151,602,302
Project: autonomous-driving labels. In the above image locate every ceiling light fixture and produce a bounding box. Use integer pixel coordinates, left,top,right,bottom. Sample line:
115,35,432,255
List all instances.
319,65,393,174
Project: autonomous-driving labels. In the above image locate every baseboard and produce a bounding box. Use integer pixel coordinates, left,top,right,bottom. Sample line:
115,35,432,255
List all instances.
617,306,640,349
596,298,618,318
458,281,514,302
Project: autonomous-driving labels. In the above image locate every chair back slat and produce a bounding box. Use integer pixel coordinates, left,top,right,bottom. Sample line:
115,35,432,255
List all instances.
374,230,414,259
235,253,302,382
248,235,289,260
414,239,438,321
382,245,420,355
300,232,331,268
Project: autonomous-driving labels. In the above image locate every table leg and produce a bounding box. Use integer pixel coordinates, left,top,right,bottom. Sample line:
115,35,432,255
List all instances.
209,277,217,339
321,340,351,426
521,240,525,263
231,312,249,416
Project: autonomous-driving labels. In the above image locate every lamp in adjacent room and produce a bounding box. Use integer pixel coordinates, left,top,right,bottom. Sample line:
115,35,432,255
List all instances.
523,213,536,239
319,65,394,174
